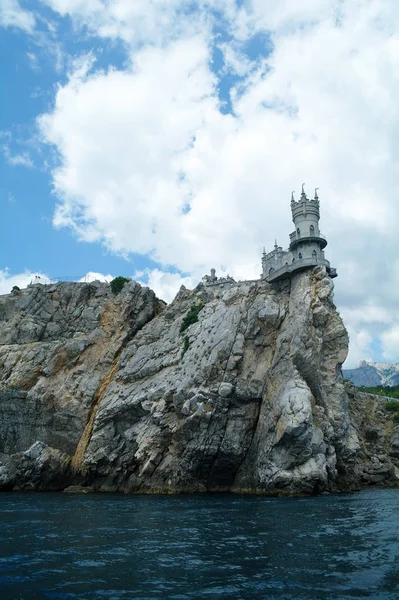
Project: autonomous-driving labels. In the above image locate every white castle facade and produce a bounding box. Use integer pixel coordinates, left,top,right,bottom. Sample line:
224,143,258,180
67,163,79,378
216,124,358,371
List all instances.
204,185,337,287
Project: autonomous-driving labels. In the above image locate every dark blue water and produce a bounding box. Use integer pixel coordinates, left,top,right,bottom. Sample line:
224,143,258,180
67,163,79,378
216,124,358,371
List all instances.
0,489,398,599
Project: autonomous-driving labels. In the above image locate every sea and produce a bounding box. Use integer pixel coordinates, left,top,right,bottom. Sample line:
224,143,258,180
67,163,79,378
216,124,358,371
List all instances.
0,488,398,599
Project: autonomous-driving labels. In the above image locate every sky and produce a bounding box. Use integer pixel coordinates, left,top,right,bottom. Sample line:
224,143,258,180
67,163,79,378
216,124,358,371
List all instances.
1,0,399,369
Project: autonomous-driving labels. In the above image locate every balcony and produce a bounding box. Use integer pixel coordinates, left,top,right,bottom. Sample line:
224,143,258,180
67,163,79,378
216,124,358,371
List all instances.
266,256,336,283
289,230,327,250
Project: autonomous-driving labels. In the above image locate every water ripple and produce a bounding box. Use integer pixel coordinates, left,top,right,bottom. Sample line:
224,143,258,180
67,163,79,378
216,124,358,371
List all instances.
0,489,398,599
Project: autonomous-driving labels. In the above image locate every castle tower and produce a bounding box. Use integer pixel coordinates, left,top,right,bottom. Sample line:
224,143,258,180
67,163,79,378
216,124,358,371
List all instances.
289,184,326,255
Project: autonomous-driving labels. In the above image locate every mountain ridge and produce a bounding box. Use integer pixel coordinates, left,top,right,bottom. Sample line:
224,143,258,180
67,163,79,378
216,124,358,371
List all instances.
344,360,399,387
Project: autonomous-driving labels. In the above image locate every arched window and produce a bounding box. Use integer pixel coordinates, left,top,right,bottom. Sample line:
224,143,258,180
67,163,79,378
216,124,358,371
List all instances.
292,257,296,263
310,225,315,236
312,250,317,260
269,267,275,275
297,228,300,237
299,252,303,259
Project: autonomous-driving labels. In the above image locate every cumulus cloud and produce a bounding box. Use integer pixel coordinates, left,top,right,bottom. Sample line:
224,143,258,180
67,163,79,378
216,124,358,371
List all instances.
0,270,50,294
3,150,33,168
35,0,399,367
40,0,211,45
133,269,199,303
2,136,34,168
0,0,35,32
79,271,113,283
381,326,399,363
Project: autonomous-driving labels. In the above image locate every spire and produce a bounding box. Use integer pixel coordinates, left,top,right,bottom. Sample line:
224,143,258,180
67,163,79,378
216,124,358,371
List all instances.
291,191,295,203
262,246,266,255
274,239,278,250
301,183,307,199
314,187,319,200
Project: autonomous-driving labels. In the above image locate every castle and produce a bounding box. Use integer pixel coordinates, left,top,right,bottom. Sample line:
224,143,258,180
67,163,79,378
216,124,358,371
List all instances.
261,185,337,282
204,185,337,286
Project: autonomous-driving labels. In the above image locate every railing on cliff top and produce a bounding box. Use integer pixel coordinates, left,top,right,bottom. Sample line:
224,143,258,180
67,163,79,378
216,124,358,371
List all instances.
357,391,392,402
30,275,112,284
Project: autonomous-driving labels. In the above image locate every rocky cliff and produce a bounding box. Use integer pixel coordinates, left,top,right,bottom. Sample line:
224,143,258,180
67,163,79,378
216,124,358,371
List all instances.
0,269,398,494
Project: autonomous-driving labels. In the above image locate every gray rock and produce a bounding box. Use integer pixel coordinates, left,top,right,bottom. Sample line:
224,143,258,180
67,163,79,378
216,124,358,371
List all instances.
218,382,233,397
14,441,71,491
390,426,399,458
0,271,394,494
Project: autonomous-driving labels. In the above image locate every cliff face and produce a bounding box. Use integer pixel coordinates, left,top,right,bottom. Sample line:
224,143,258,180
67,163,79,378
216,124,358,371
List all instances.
346,384,399,485
0,269,397,494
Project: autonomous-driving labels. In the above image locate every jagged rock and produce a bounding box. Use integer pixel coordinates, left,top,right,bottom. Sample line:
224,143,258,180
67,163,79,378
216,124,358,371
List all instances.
389,426,399,458
0,441,71,491
0,271,396,494
0,462,12,489
14,441,71,491
346,382,399,485
0,280,161,460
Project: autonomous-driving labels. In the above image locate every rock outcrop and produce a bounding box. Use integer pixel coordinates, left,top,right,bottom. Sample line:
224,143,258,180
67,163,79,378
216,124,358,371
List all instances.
346,384,399,485
0,270,397,494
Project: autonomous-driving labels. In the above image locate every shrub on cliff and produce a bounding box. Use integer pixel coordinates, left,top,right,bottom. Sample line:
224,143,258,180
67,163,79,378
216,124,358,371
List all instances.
110,277,130,295
359,385,399,400
385,401,399,412
180,304,203,334
181,335,190,357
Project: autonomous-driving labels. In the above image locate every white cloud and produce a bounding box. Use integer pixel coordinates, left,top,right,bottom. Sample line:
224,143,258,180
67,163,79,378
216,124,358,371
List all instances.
340,301,399,368
0,0,35,32
40,0,208,45
341,326,373,371
35,0,399,366
0,270,50,295
6,153,33,168
2,144,34,168
27,51,40,71
381,326,399,363
134,269,199,303
79,271,113,283
0,271,115,296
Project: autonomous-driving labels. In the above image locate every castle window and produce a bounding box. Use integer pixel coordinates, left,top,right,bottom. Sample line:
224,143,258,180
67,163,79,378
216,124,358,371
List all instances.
312,250,317,259
269,267,275,275
310,225,315,236
299,253,302,259
292,257,295,263
297,228,300,237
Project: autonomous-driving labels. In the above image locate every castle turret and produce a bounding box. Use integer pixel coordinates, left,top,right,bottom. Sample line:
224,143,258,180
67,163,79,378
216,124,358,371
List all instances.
289,184,325,251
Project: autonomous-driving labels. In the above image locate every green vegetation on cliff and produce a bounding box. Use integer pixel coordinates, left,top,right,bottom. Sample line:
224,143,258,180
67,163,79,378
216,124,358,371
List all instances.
180,304,203,334
354,385,399,423
357,385,399,399
110,277,130,294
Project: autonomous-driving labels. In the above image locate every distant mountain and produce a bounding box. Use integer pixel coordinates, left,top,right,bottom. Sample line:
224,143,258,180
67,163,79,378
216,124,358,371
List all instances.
343,360,399,387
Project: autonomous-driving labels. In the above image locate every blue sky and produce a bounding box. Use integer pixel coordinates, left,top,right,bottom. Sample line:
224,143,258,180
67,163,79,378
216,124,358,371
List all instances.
1,0,399,368
1,2,269,280
1,9,156,279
